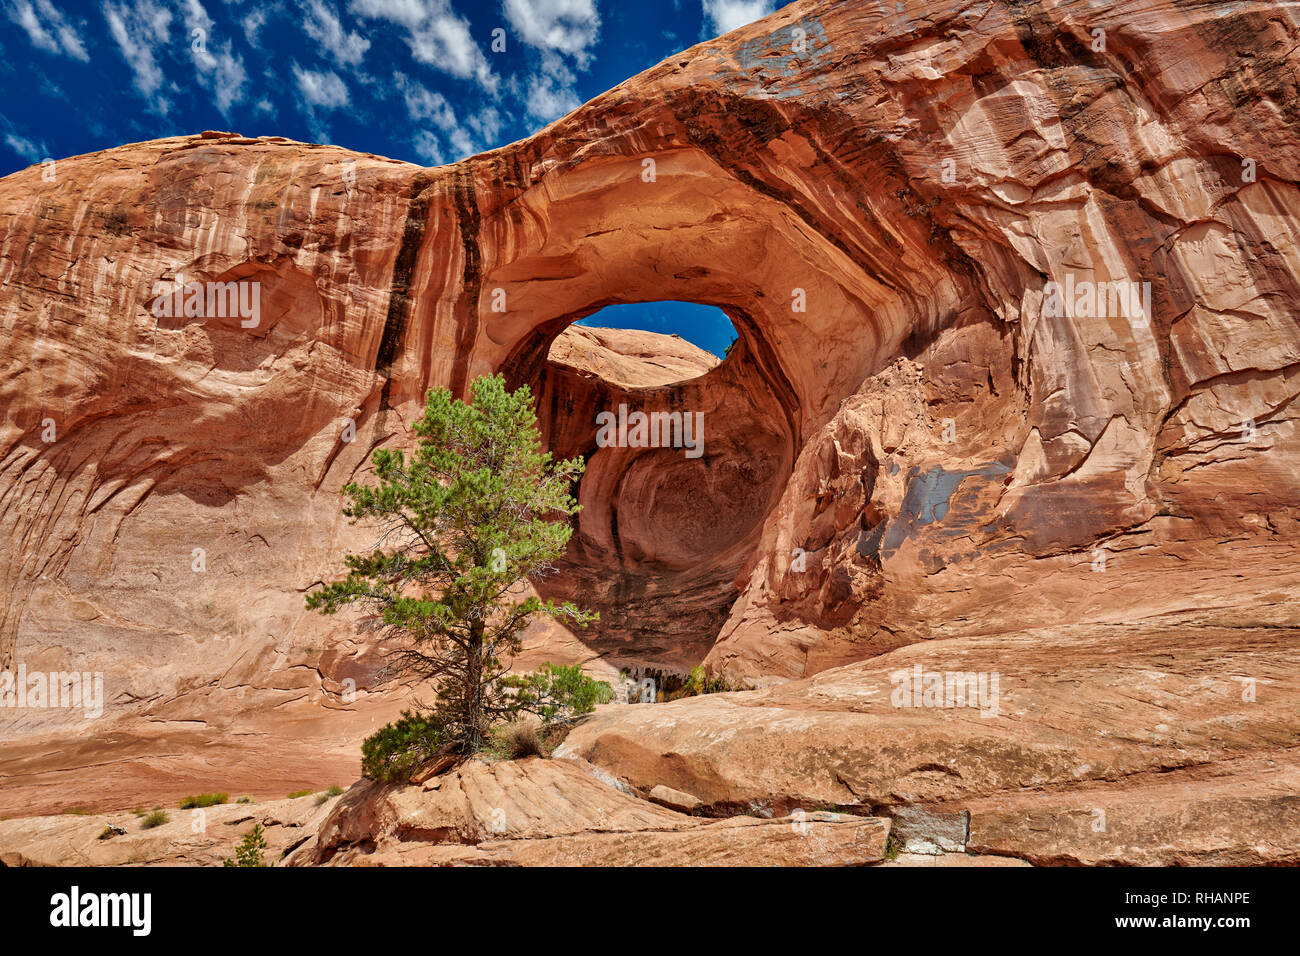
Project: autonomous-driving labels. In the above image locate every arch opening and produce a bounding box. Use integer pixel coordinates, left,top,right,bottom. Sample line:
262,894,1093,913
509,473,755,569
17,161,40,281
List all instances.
558,301,739,387
504,299,797,672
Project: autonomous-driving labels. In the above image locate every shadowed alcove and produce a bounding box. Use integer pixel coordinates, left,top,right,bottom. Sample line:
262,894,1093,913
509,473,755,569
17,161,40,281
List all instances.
500,300,796,669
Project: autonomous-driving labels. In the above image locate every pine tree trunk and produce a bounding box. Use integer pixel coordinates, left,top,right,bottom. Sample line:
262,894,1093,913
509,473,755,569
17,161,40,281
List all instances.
465,618,484,753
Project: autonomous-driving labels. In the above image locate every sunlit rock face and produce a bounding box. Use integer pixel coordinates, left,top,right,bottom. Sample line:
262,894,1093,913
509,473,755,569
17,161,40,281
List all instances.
2,0,1300,812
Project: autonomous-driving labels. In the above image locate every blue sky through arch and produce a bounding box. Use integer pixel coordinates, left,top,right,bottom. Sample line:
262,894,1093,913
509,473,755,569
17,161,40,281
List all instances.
576,301,737,359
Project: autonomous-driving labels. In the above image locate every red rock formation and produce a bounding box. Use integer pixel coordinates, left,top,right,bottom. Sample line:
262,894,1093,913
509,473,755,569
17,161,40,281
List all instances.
1,0,1299,863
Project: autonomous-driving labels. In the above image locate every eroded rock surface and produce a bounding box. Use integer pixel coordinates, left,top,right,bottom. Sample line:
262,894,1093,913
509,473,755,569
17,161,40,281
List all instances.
1,0,1298,863
288,757,890,867
0,793,337,867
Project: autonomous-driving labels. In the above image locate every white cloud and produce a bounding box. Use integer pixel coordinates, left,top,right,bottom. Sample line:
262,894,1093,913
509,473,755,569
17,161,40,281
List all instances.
102,0,173,111
503,0,599,66
242,8,268,47
393,71,455,127
7,0,90,61
393,73,501,163
411,129,444,165
349,0,498,93
5,131,48,162
524,50,580,124
180,0,248,116
293,64,350,109
301,0,370,67
701,0,774,35
181,0,214,67
464,106,501,145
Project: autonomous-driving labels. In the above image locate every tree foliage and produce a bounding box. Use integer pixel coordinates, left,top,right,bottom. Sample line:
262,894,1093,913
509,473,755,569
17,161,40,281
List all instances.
360,710,446,783
307,374,596,754
504,662,613,723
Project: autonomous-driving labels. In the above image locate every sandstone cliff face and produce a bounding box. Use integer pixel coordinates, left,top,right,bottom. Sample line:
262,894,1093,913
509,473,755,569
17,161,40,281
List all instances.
1,0,1299,824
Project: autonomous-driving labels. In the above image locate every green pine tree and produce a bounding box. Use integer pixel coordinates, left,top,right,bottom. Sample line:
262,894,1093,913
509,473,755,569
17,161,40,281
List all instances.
307,374,596,754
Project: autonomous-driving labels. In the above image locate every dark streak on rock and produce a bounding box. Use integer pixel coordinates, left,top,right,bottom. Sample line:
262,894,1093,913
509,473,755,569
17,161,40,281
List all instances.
376,172,434,413
449,169,483,399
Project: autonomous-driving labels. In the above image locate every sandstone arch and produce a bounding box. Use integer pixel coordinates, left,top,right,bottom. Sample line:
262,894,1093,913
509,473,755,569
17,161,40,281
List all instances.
2,0,1300,813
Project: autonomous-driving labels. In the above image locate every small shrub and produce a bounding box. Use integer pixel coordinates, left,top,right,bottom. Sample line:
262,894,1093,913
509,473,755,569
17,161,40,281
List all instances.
361,710,447,783
63,807,92,816
504,663,613,724
488,719,544,760
141,809,169,829
883,830,903,861
314,785,344,806
236,796,253,804
222,823,268,867
671,665,732,699
286,789,314,799
179,792,228,809
97,825,125,840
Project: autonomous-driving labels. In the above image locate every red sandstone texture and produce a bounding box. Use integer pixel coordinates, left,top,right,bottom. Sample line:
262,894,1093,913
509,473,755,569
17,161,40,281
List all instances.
0,0,1298,864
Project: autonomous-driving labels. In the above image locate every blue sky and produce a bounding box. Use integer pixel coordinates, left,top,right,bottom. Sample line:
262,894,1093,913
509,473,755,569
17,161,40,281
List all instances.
579,302,736,358
0,0,781,173
0,0,769,353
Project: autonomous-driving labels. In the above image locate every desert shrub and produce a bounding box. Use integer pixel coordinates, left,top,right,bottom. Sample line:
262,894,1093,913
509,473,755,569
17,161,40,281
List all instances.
236,796,253,804
179,792,228,809
674,665,732,698
360,710,448,783
222,824,268,867
488,719,544,760
286,789,314,799
505,663,613,724
315,785,345,806
141,809,168,829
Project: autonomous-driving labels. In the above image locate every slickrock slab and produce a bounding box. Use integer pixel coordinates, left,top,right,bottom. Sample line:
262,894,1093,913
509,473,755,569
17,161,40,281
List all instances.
0,794,336,867
964,752,1300,867
291,757,889,867
368,813,890,867
556,622,1300,862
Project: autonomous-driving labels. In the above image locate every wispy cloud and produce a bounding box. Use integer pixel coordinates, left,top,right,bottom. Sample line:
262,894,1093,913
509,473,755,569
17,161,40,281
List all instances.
293,64,350,109
411,128,443,165
292,62,350,143
6,0,90,61
503,0,599,67
4,130,48,162
242,8,268,48
102,0,173,112
300,0,369,67
349,0,498,93
394,71,500,165
183,0,248,116
524,50,580,124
